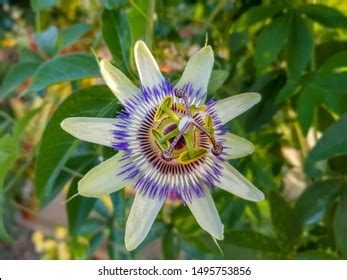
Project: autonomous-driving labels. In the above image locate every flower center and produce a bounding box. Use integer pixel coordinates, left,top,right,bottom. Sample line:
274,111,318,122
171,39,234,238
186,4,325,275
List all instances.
151,88,223,165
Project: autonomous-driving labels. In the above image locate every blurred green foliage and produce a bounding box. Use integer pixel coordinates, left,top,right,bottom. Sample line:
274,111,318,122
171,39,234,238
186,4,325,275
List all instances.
1,0,347,260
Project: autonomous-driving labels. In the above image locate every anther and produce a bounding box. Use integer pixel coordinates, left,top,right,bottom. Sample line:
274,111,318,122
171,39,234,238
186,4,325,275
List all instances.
193,121,224,157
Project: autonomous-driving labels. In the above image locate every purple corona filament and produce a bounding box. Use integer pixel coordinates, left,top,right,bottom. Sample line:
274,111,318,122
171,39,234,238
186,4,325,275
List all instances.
112,80,226,202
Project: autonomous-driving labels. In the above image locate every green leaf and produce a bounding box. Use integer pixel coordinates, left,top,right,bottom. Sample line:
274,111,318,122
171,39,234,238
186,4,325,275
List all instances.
0,62,41,100
111,191,125,227
297,85,322,135
135,223,168,253
268,192,302,252
0,200,11,242
127,0,148,43
78,218,104,235
33,26,58,57
101,0,128,10
310,72,347,95
255,14,290,69
18,47,44,63
308,114,347,161
297,4,347,28
162,230,180,260
207,70,229,94
318,50,347,73
35,85,116,206
0,109,40,190
223,230,280,252
172,205,201,236
294,180,342,226
57,23,92,51
228,32,248,52
234,5,282,31
220,197,246,227
95,200,111,219
102,9,132,76
30,0,57,12
181,233,221,255
46,153,97,207
0,109,40,242
275,79,299,103
296,250,339,260
29,53,99,92
245,72,283,132
334,185,347,257
67,176,97,235
320,92,346,116
87,233,104,258
316,41,347,67
287,13,313,81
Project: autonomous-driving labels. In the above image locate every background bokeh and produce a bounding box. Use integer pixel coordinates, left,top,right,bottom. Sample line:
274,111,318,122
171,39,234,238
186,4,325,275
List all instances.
0,0,347,260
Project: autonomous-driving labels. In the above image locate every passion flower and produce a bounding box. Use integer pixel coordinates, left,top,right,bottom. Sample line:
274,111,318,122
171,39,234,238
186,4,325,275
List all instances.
61,41,264,251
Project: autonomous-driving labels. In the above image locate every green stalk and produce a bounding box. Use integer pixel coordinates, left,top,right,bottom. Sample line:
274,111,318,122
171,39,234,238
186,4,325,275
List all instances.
35,10,41,32
145,0,156,48
309,0,319,142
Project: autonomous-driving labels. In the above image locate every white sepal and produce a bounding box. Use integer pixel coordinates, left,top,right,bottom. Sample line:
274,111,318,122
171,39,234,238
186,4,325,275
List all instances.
134,40,164,89
125,192,165,251
215,92,261,125
187,186,224,240
217,162,265,202
78,152,134,198
61,117,116,147
100,59,140,103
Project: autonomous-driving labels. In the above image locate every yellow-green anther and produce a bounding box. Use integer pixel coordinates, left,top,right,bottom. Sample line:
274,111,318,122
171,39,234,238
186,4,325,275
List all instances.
191,104,207,114
154,96,180,123
178,148,208,164
166,110,180,124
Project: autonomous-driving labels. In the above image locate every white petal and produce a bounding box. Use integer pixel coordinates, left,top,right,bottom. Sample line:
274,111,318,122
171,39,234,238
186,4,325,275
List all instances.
134,40,164,88
217,162,264,202
61,117,115,147
125,192,164,251
186,187,224,240
100,59,140,103
78,152,132,198
223,133,255,159
175,46,214,105
215,92,261,125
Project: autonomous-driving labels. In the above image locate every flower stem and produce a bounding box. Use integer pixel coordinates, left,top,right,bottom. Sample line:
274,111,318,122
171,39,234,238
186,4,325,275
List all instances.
145,0,156,49
309,0,319,142
35,10,41,32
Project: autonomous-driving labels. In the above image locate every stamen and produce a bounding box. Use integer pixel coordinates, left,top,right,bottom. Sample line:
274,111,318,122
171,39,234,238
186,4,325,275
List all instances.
155,96,180,123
